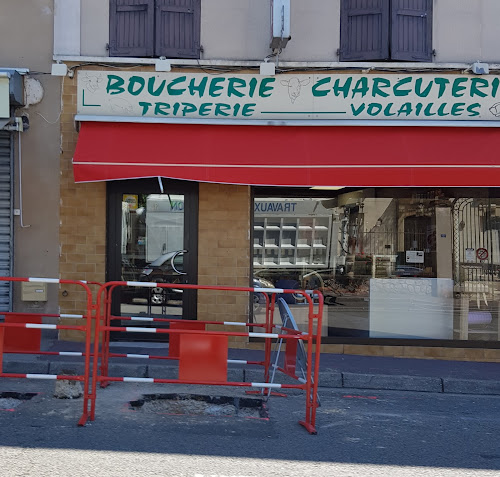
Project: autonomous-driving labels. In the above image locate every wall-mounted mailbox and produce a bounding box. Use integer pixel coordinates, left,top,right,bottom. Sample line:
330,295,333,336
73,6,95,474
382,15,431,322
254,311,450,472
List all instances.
21,282,48,302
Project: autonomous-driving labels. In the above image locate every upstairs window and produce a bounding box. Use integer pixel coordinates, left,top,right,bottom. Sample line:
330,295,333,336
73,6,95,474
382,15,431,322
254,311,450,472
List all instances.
340,0,432,62
109,0,201,58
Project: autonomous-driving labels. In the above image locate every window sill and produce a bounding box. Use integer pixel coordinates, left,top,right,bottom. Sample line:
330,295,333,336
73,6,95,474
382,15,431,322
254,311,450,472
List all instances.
53,55,500,72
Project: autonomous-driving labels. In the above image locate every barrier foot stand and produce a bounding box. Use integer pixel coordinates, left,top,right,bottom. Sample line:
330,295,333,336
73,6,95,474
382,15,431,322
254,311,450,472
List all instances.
299,420,317,435
77,399,90,426
77,394,93,426
77,413,89,427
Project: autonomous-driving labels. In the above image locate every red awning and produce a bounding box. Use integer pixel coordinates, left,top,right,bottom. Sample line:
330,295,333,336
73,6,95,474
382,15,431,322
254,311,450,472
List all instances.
73,121,500,187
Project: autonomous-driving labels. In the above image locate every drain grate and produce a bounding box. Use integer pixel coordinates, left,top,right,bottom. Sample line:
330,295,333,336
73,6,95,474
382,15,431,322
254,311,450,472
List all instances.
0,392,37,410
129,393,268,419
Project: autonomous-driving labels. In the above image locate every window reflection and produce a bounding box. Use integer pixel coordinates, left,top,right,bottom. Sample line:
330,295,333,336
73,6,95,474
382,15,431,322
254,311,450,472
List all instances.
120,194,185,317
253,189,500,342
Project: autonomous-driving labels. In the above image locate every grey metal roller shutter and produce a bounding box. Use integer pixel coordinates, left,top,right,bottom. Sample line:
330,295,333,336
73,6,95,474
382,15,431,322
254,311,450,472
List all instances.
0,130,12,311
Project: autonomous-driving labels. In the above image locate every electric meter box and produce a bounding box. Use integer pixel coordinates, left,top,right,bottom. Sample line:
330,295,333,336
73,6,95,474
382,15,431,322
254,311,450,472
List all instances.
21,282,48,302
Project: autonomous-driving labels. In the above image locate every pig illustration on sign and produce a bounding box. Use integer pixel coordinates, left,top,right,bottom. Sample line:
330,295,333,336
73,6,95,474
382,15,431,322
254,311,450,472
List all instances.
280,77,310,103
107,97,134,115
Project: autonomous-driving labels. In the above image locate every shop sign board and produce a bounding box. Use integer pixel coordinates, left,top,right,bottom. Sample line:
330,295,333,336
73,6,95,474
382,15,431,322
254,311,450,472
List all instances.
255,198,330,216
77,70,500,122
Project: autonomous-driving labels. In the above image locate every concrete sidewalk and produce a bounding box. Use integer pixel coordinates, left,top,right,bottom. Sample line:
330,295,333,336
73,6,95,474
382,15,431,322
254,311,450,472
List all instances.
2,340,500,396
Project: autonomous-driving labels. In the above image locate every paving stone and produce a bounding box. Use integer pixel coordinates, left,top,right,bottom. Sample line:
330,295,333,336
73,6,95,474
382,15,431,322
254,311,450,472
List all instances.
443,378,500,395
317,370,343,388
107,363,148,378
3,360,50,374
49,362,85,376
146,363,178,379
342,372,443,393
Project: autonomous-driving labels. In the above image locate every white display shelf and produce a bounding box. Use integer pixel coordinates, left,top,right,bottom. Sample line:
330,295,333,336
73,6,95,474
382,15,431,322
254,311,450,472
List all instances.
253,215,332,268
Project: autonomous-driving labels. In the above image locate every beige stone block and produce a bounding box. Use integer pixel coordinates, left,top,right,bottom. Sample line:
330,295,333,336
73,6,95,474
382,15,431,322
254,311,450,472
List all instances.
85,254,106,266
382,346,405,357
247,342,265,351
66,253,87,264
215,294,238,305
60,272,86,283
198,266,216,277
484,349,500,360
217,239,242,249
463,348,486,361
60,206,76,217
423,347,465,359
320,344,344,354
60,262,77,273
419,347,448,359
76,243,97,255
216,257,237,268
60,243,77,254
237,258,250,268
402,346,429,358
344,344,381,356
235,277,251,287
76,263,96,273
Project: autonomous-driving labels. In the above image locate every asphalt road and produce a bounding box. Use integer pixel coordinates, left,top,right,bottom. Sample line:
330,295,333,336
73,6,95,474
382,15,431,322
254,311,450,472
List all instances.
1,379,500,476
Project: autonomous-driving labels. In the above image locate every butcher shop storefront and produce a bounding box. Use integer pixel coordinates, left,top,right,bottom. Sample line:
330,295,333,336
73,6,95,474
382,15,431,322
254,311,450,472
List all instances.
65,68,500,357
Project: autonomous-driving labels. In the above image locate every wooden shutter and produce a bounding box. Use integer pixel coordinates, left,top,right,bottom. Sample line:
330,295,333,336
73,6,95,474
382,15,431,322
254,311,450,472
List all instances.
109,0,155,57
156,0,201,59
391,0,432,61
340,0,390,61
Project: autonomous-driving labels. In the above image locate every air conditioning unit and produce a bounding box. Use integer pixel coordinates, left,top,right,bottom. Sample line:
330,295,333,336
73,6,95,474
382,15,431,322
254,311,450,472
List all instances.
270,0,291,50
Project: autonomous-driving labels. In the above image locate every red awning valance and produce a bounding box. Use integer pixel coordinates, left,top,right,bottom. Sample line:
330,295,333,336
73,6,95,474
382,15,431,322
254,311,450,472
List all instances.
73,121,500,187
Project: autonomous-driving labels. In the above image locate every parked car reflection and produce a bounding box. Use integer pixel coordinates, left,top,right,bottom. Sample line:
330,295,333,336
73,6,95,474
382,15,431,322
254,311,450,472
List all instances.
394,265,424,277
139,250,187,305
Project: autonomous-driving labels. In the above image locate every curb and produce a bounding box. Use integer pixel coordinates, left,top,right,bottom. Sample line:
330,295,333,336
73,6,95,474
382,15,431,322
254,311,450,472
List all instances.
3,358,500,396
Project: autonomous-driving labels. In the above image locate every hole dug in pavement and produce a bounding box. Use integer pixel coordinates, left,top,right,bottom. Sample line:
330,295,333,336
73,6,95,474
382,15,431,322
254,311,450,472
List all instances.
129,393,269,419
0,392,37,411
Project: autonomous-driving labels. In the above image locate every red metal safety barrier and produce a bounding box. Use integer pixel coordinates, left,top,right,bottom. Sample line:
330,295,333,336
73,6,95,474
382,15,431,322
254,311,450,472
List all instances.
92,281,323,434
0,277,95,426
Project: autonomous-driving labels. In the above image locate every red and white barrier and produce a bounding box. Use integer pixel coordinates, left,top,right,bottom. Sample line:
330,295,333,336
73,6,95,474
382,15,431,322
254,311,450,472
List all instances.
0,277,323,433
93,281,323,434
0,277,95,427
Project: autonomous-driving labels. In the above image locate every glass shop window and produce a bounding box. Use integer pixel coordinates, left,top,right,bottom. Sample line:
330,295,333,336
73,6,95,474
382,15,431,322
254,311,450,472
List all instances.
252,189,500,343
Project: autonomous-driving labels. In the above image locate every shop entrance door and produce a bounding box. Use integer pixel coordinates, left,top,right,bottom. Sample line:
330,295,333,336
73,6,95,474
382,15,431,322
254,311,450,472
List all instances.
107,179,198,341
